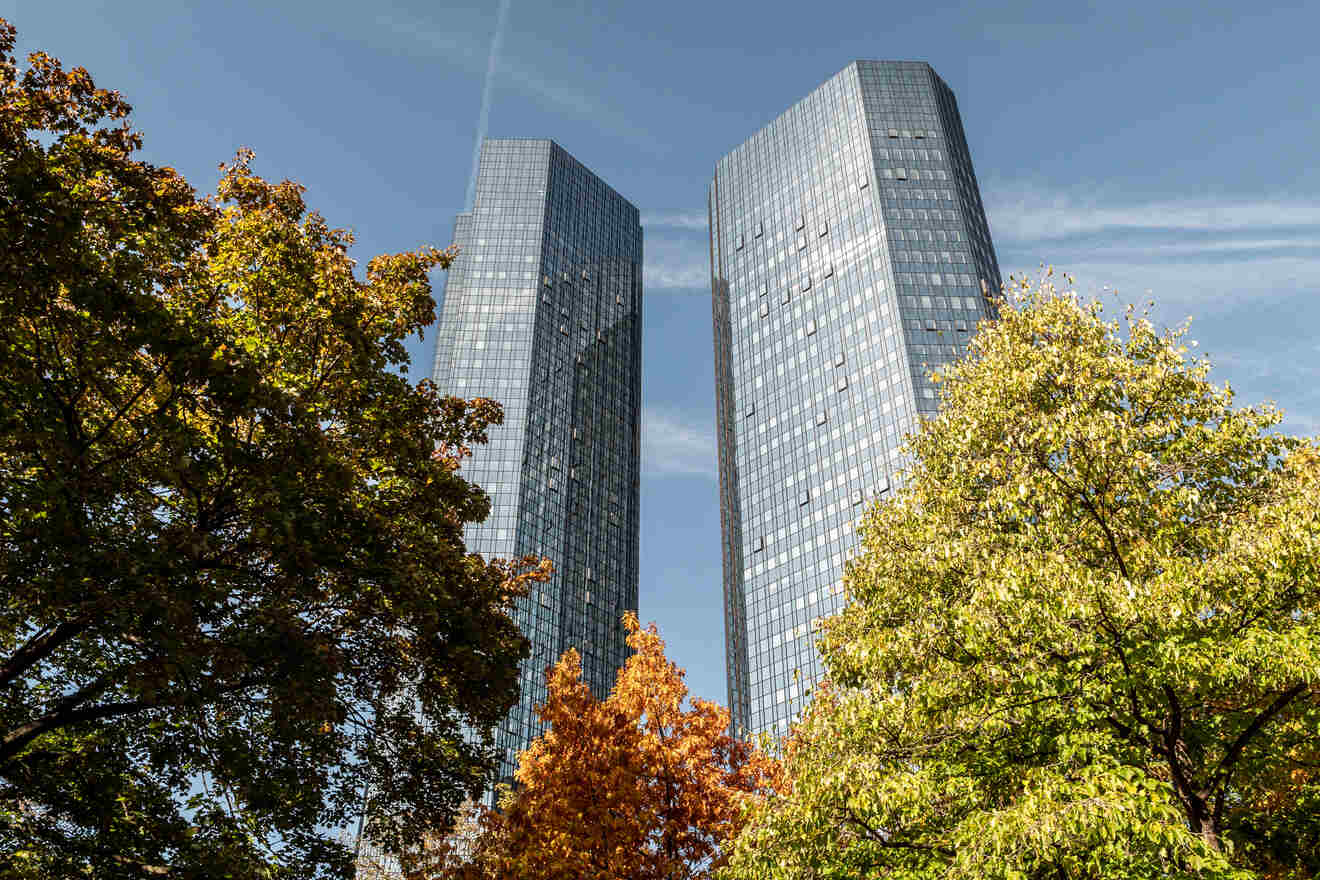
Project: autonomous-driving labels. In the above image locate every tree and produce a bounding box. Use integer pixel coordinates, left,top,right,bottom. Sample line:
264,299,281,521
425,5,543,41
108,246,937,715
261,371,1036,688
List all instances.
0,20,547,878
439,613,782,880
721,275,1320,880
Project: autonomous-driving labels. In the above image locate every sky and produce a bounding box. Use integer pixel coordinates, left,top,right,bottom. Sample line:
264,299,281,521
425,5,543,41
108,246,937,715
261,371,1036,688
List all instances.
9,0,1320,709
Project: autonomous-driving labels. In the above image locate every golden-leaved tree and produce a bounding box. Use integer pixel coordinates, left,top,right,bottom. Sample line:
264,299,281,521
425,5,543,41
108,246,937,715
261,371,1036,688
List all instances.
722,275,1320,880
435,613,782,880
0,20,547,879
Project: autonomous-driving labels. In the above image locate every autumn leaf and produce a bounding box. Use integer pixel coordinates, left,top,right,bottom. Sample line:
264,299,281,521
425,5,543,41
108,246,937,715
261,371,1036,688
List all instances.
429,613,783,880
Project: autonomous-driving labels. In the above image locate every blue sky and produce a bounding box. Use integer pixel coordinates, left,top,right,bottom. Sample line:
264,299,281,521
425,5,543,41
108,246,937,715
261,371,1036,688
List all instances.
10,0,1320,708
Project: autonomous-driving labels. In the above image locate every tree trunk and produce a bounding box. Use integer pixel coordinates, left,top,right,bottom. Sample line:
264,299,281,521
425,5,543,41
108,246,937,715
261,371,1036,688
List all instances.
1184,792,1221,853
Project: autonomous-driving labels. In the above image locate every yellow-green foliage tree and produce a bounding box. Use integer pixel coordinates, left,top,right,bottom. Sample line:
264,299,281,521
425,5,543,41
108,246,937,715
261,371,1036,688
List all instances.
722,276,1320,880
440,614,782,880
0,21,547,879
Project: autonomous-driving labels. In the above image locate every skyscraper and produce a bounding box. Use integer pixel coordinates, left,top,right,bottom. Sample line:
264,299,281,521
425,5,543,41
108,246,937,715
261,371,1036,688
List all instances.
432,138,643,788
710,61,1001,737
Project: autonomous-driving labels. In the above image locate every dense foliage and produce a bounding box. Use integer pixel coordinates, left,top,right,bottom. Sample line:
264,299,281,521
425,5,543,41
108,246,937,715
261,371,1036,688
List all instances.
439,614,782,880
0,20,546,878
723,277,1320,880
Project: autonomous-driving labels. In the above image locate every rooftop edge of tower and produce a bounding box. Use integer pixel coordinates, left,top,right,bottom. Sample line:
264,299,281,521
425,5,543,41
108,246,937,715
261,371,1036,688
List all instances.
474,137,641,221
713,60,952,172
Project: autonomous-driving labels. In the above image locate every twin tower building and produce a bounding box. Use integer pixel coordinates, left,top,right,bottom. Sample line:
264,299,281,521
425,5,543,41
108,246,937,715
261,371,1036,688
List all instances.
432,60,1001,788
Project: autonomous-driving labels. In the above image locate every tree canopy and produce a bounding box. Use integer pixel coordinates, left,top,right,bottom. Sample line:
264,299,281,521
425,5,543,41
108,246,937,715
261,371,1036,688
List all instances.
440,613,782,880
0,20,546,878
722,276,1320,880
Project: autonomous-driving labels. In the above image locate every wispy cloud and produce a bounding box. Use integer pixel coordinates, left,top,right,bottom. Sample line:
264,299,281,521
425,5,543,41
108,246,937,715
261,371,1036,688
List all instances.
997,255,1320,317
643,212,709,231
643,407,717,479
645,237,709,291
491,55,645,140
1037,237,1320,259
1000,256,1320,304
985,184,1320,312
985,186,1320,244
365,9,653,147
464,0,512,210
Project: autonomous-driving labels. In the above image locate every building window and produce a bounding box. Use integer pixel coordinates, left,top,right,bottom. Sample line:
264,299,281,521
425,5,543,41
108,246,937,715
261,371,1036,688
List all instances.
799,490,810,506
819,221,829,238
836,376,848,392
802,275,812,292
806,318,817,335
781,288,791,305
816,411,828,425
759,301,769,318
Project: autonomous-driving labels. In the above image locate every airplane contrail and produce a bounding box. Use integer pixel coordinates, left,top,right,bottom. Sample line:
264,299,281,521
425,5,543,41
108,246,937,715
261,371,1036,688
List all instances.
465,0,512,210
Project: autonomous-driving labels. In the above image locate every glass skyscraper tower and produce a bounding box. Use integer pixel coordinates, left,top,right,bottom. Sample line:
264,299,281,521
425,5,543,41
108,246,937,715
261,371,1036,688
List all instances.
710,61,1001,737
432,138,643,787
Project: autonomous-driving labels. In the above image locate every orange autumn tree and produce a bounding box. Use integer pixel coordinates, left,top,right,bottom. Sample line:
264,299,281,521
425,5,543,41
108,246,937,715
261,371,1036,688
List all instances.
436,613,782,880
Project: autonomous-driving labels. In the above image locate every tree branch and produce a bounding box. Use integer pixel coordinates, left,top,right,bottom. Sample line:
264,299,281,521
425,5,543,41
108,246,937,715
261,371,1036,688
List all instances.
841,805,955,858
0,674,259,766
1,697,157,765
0,615,92,688
1212,682,1308,793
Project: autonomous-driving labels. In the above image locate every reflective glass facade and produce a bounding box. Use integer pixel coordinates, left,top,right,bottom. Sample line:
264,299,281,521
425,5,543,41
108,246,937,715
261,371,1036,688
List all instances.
710,62,1001,737
432,138,643,787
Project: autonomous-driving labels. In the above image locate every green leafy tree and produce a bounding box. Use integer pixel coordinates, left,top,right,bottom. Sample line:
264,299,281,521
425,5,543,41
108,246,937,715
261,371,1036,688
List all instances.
722,275,1320,880
0,20,547,879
